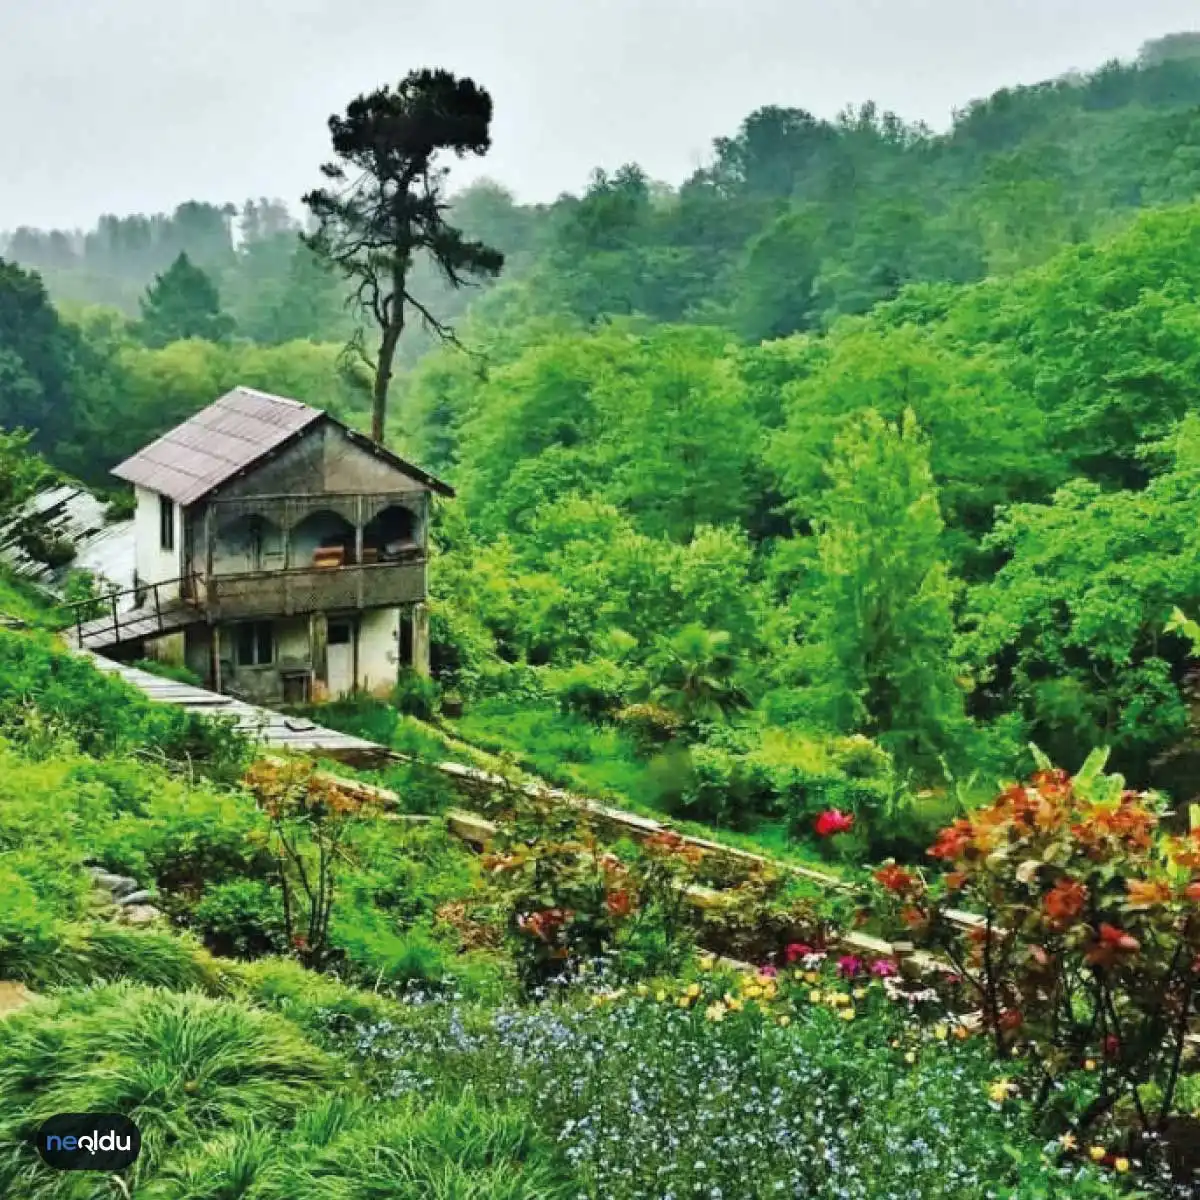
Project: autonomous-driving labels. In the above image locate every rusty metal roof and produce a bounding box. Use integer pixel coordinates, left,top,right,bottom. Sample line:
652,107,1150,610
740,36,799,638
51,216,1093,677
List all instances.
112,385,455,505
112,387,322,506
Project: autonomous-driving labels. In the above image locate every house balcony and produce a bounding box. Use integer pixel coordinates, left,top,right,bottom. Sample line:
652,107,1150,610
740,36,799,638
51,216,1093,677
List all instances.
194,557,427,621
187,489,431,621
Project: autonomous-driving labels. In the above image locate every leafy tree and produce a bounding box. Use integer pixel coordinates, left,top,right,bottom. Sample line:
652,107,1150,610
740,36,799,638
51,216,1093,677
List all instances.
646,624,747,727
136,253,234,348
303,69,505,443
803,409,966,770
961,415,1200,785
0,258,80,452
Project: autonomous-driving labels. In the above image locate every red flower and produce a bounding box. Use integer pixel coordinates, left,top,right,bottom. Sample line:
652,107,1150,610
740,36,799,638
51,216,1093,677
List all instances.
998,1009,1024,1032
1103,1034,1121,1060
815,809,854,838
1187,881,1200,902
784,942,813,964
874,863,917,895
1043,879,1088,926
1085,923,1140,967
837,955,863,979
605,889,634,919
929,819,973,861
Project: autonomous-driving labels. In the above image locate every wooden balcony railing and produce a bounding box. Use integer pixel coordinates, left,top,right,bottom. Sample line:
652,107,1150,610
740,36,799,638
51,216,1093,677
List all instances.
200,558,427,621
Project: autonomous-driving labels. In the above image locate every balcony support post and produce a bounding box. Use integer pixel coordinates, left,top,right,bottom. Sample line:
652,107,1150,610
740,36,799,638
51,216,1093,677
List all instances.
309,611,329,701
411,602,430,678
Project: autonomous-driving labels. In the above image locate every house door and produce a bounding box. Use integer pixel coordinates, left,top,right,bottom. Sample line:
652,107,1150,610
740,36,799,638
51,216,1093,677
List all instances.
327,619,356,698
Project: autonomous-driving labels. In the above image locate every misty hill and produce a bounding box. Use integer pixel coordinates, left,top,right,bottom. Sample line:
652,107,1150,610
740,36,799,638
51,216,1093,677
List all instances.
3,32,1200,360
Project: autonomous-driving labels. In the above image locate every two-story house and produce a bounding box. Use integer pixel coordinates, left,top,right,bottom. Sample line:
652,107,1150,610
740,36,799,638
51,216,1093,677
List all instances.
75,386,452,704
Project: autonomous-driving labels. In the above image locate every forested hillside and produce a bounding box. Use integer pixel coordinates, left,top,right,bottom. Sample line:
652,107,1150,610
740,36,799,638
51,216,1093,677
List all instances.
4,33,1200,839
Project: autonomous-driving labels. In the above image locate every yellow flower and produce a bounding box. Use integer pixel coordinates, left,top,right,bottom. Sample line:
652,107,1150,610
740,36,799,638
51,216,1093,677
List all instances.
1084,1059,1097,1072
777,1015,791,1028
953,1025,970,1041
686,983,701,999
853,986,868,999
1088,1146,1106,1163
988,1079,1016,1104
677,995,692,1009
725,995,744,1012
698,955,715,971
1058,1133,1077,1151
890,1038,901,1048
933,1024,949,1042
655,989,667,1003
809,989,823,1004
635,983,649,997
762,983,778,1001
1113,1157,1129,1174
803,970,820,984
904,1050,917,1064
839,1008,855,1022
705,1001,727,1023
831,993,851,1007
591,994,607,1008
744,983,762,1000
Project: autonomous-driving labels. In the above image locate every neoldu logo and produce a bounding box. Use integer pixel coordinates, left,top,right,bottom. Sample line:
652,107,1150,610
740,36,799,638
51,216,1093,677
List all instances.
36,1114,141,1171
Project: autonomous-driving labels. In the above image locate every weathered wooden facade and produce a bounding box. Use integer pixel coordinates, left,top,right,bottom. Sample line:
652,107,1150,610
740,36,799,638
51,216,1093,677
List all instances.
105,387,452,704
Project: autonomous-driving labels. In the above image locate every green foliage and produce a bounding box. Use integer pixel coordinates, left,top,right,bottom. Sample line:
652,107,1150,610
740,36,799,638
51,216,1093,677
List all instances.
132,656,205,686
0,985,336,1193
800,410,968,770
136,252,235,347
0,628,250,779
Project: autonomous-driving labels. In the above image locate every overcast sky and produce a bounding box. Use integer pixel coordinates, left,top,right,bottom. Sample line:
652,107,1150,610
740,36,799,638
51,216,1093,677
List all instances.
2,0,1197,231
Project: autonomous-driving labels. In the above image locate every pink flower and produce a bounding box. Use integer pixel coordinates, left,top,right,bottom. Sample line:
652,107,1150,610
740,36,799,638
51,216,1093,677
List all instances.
814,809,854,838
759,964,778,978
784,942,813,964
870,959,898,978
837,955,863,979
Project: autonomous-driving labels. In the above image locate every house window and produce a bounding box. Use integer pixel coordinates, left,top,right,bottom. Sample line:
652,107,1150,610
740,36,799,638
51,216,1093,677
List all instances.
328,621,353,646
235,621,274,667
159,495,175,552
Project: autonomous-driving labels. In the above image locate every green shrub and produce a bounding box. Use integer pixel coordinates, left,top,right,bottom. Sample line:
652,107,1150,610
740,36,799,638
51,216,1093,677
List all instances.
93,776,272,894
0,629,249,782
0,984,337,1194
547,659,628,721
392,668,440,719
132,657,205,686
191,878,288,959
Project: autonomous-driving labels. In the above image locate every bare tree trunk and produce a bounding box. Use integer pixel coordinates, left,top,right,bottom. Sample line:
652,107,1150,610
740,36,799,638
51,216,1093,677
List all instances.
372,318,404,443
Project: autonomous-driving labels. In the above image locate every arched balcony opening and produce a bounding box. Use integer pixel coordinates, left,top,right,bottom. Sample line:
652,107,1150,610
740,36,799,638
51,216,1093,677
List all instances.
362,504,420,564
291,509,357,568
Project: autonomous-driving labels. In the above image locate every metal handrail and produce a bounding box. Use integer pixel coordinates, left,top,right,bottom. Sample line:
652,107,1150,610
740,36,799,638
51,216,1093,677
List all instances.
64,574,201,647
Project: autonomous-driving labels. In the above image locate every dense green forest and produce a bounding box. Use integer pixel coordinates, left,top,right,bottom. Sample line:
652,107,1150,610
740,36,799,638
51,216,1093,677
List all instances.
5,32,1200,835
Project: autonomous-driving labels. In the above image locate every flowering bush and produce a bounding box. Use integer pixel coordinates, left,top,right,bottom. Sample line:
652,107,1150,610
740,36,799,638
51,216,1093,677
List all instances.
873,748,1200,1177
245,760,382,971
482,794,700,992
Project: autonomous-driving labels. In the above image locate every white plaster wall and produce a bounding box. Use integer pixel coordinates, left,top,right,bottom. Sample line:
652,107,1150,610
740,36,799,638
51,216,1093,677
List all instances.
358,606,401,697
134,486,184,599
